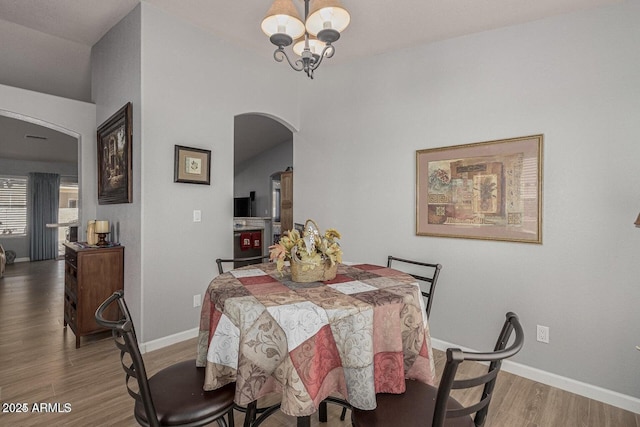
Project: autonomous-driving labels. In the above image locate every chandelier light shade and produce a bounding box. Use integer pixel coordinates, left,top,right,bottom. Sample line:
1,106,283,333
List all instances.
293,35,327,57
262,0,350,79
306,0,351,38
261,0,305,42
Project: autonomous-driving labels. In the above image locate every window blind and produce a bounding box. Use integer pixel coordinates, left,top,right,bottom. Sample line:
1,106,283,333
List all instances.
0,176,28,236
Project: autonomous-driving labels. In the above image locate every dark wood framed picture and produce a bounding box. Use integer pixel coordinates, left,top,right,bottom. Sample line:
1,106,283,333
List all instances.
416,134,543,244
97,102,133,204
174,145,211,185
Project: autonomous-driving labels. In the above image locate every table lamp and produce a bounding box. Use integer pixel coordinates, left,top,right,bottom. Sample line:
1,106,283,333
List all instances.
95,220,110,246
635,213,640,227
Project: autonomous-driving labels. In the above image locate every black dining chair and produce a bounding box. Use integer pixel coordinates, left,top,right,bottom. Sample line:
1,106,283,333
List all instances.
216,255,270,273
351,312,524,427
387,255,442,319
95,290,236,427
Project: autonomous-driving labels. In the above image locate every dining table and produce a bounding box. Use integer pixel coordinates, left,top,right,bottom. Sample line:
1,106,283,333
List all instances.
196,261,436,426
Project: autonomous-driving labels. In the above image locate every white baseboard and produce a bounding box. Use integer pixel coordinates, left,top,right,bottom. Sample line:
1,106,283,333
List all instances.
138,330,640,414
430,338,640,414
140,327,199,353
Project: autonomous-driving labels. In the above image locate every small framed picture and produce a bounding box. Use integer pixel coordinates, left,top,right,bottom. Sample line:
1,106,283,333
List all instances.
174,145,211,185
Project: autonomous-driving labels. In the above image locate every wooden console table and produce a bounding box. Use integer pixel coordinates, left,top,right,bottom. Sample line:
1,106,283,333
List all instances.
63,242,124,348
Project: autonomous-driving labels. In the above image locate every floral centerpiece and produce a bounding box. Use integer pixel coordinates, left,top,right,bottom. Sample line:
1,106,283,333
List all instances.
269,219,343,282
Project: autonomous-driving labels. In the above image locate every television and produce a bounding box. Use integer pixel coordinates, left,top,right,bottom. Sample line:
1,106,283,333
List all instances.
234,197,251,217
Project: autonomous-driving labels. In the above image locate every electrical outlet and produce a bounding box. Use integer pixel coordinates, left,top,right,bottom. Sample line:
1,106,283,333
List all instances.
537,325,549,343
193,294,201,308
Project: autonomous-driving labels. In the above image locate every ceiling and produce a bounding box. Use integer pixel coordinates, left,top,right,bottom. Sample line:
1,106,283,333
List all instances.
0,0,623,165
0,0,623,61
0,115,78,163
234,114,292,166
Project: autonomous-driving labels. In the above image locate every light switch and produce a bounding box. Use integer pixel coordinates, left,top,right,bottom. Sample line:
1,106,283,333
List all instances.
193,210,201,222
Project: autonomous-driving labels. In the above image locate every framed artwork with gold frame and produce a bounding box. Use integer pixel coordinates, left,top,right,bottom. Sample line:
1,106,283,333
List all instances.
416,134,543,243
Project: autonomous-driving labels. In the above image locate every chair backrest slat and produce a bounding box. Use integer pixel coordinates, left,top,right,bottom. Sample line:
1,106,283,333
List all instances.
216,255,270,274
452,368,499,389
96,290,160,427
387,255,442,318
446,395,492,419
433,312,524,427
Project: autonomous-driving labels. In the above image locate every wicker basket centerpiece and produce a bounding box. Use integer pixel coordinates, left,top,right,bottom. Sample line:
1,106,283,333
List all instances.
269,219,343,283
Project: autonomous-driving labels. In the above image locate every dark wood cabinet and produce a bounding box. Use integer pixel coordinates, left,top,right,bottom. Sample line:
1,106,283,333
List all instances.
63,242,124,348
280,170,293,232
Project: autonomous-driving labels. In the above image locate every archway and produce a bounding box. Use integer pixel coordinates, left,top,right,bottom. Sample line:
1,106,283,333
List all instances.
0,84,96,230
0,111,80,260
233,112,294,252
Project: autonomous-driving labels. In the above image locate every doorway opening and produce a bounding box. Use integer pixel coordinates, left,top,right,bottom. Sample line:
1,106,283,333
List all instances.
0,112,80,262
233,113,294,253
56,181,79,257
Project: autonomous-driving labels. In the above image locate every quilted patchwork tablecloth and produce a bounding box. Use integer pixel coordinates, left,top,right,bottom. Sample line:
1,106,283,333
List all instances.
196,262,436,417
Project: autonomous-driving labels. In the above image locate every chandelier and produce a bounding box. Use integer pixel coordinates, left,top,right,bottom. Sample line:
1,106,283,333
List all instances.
261,0,351,79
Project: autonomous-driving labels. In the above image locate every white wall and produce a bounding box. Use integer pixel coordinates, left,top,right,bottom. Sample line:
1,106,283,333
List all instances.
234,139,293,218
295,0,640,403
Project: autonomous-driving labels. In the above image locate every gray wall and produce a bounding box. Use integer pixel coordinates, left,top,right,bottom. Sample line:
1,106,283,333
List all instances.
91,4,143,331
90,3,300,343
0,18,91,102
295,1,640,400
140,3,300,342
234,139,293,218
1,0,638,409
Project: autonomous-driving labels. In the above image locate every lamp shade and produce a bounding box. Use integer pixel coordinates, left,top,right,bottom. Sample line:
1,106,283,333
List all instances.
306,0,351,36
261,0,305,39
293,36,328,56
635,212,640,227
95,220,109,233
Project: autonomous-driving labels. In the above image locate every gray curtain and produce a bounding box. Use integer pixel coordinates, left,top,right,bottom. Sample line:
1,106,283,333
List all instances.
29,172,60,261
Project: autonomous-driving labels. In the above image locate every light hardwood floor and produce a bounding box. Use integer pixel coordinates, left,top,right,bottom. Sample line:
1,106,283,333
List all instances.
0,260,638,426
